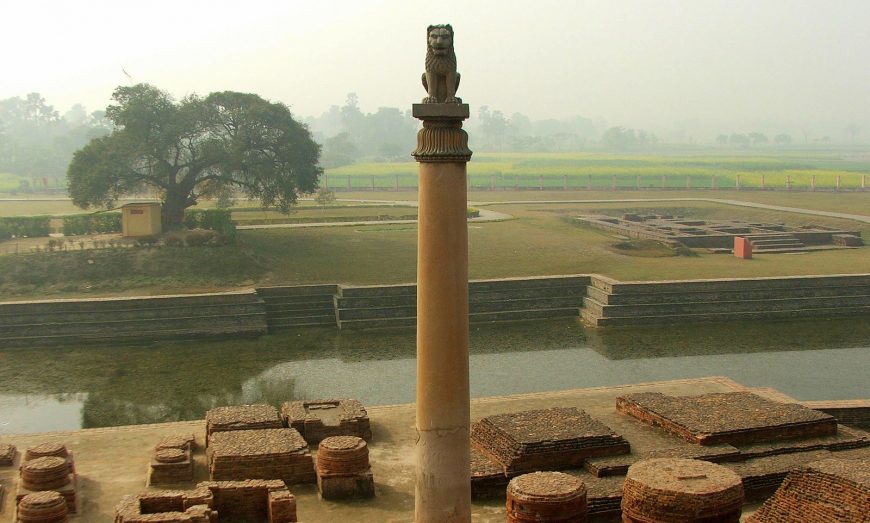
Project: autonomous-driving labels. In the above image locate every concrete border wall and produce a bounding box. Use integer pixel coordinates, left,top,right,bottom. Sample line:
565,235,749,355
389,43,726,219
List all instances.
582,273,870,326
2,273,868,346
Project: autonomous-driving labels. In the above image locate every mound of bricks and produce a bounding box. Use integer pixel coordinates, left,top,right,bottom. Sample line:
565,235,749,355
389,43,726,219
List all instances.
316,436,375,499
24,443,74,473
727,449,833,501
205,404,282,446
506,471,587,523
470,447,510,499
149,434,196,485
0,442,16,466
621,458,744,523
17,446,78,514
16,490,69,523
282,398,372,443
734,425,870,459
207,428,315,485
832,234,863,247
471,407,629,475
616,392,837,446
746,457,869,522
585,475,624,518
584,443,741,478
113,487,216,523
198,480,296,523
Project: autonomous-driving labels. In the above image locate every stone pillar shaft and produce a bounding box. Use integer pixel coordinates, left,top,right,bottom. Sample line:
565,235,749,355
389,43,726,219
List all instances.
413,103,472,523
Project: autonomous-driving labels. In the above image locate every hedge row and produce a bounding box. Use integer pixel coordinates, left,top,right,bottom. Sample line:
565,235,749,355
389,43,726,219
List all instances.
1,208,236,240
183,209,236,238
0,216,52,239
62,213,122,235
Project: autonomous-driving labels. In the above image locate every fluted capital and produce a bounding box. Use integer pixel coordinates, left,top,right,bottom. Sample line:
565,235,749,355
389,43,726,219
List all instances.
411,103,473,163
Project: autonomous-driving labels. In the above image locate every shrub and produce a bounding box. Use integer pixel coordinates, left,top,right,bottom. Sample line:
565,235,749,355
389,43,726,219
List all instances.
136,235,159,248
164,232,184,247
184,229,217,247
183,209,235,240
62,212,122,235
467,207,481,218
0,216,52,238
315,187,337,207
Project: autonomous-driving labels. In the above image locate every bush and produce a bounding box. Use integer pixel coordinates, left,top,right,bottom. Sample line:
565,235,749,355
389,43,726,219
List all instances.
184,229,218,247
136,235,159,248
183,209,235,240
467,207,481,218
62,212,122,235
0,216,52,238
164,232,184,247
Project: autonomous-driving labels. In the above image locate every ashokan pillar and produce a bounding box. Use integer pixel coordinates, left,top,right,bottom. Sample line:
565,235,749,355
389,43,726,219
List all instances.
411,23,473,523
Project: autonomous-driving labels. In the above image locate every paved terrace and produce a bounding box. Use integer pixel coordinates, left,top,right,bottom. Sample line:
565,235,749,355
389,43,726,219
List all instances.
0,376,830,522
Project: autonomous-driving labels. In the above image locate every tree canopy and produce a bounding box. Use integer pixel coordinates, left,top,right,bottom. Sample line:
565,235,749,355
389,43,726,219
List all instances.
67,84,321,228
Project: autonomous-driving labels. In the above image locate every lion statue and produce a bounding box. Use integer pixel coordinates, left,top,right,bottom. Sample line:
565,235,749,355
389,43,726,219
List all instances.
422,24,461,104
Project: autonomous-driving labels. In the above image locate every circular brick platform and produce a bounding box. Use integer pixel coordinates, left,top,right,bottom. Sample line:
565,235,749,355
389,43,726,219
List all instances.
154,448,186,463
622,458,744,523
16,491,69,523
21,456,72,491
317,436,370,474
506,471,587,522
25,443,68,461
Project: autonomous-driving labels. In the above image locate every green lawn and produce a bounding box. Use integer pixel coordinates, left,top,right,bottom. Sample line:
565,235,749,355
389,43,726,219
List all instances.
2,198,868,299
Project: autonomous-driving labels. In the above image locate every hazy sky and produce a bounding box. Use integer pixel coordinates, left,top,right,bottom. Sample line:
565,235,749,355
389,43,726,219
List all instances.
2,0,868,135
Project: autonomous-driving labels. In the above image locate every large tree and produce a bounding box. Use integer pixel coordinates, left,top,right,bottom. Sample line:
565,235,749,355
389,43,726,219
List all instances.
68,84,321,228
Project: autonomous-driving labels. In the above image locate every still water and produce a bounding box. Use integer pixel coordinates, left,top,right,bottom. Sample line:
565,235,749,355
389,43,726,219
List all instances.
1,318,868,434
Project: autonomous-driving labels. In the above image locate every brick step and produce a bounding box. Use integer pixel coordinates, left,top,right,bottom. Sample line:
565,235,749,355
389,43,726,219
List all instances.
588,274,870,295
339,307,580,329
0,302,266,325
255,285,339,298
338,277,590,298
335,286,588,309
582,294,870,317
263,302,335,314
585,284,870,306
0,324,267,348
0,312,267,337
265,308,336,320
0,292,263,315
267,315,337,329
338,296,585,321
751,241,805,248
581,305,870,327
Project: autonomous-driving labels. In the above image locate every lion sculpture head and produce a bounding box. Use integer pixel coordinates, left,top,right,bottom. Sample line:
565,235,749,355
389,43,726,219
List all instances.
425,24,456,74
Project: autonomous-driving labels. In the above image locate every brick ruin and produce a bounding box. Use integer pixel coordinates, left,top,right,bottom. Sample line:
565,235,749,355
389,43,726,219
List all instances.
281,399,373,443
315,436,374,500
204,404,283,446
747,457,869,522
149,434,196,486
0,442,16,466
16,443,78,515
114,480,296,523
616,392,837,445
506,471,587,523
468,391,870,521
621,458,744,523
16,490,70,523
471,407,630,475
207,428,315,485
576,214,863,253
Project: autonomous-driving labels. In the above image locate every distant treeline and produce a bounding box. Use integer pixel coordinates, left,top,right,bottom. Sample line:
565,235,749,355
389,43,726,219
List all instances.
0,93,111,189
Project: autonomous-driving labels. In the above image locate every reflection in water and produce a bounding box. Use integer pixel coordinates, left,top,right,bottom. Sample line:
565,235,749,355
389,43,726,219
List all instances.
0,318,867,434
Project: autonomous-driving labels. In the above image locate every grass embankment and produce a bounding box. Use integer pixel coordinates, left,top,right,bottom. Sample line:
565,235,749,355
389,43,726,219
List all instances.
2,198,868,299
326,151,870,190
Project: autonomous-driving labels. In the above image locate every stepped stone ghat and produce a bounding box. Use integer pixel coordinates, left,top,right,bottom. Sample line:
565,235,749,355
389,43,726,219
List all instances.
575,213,864,252
2,273,868,347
